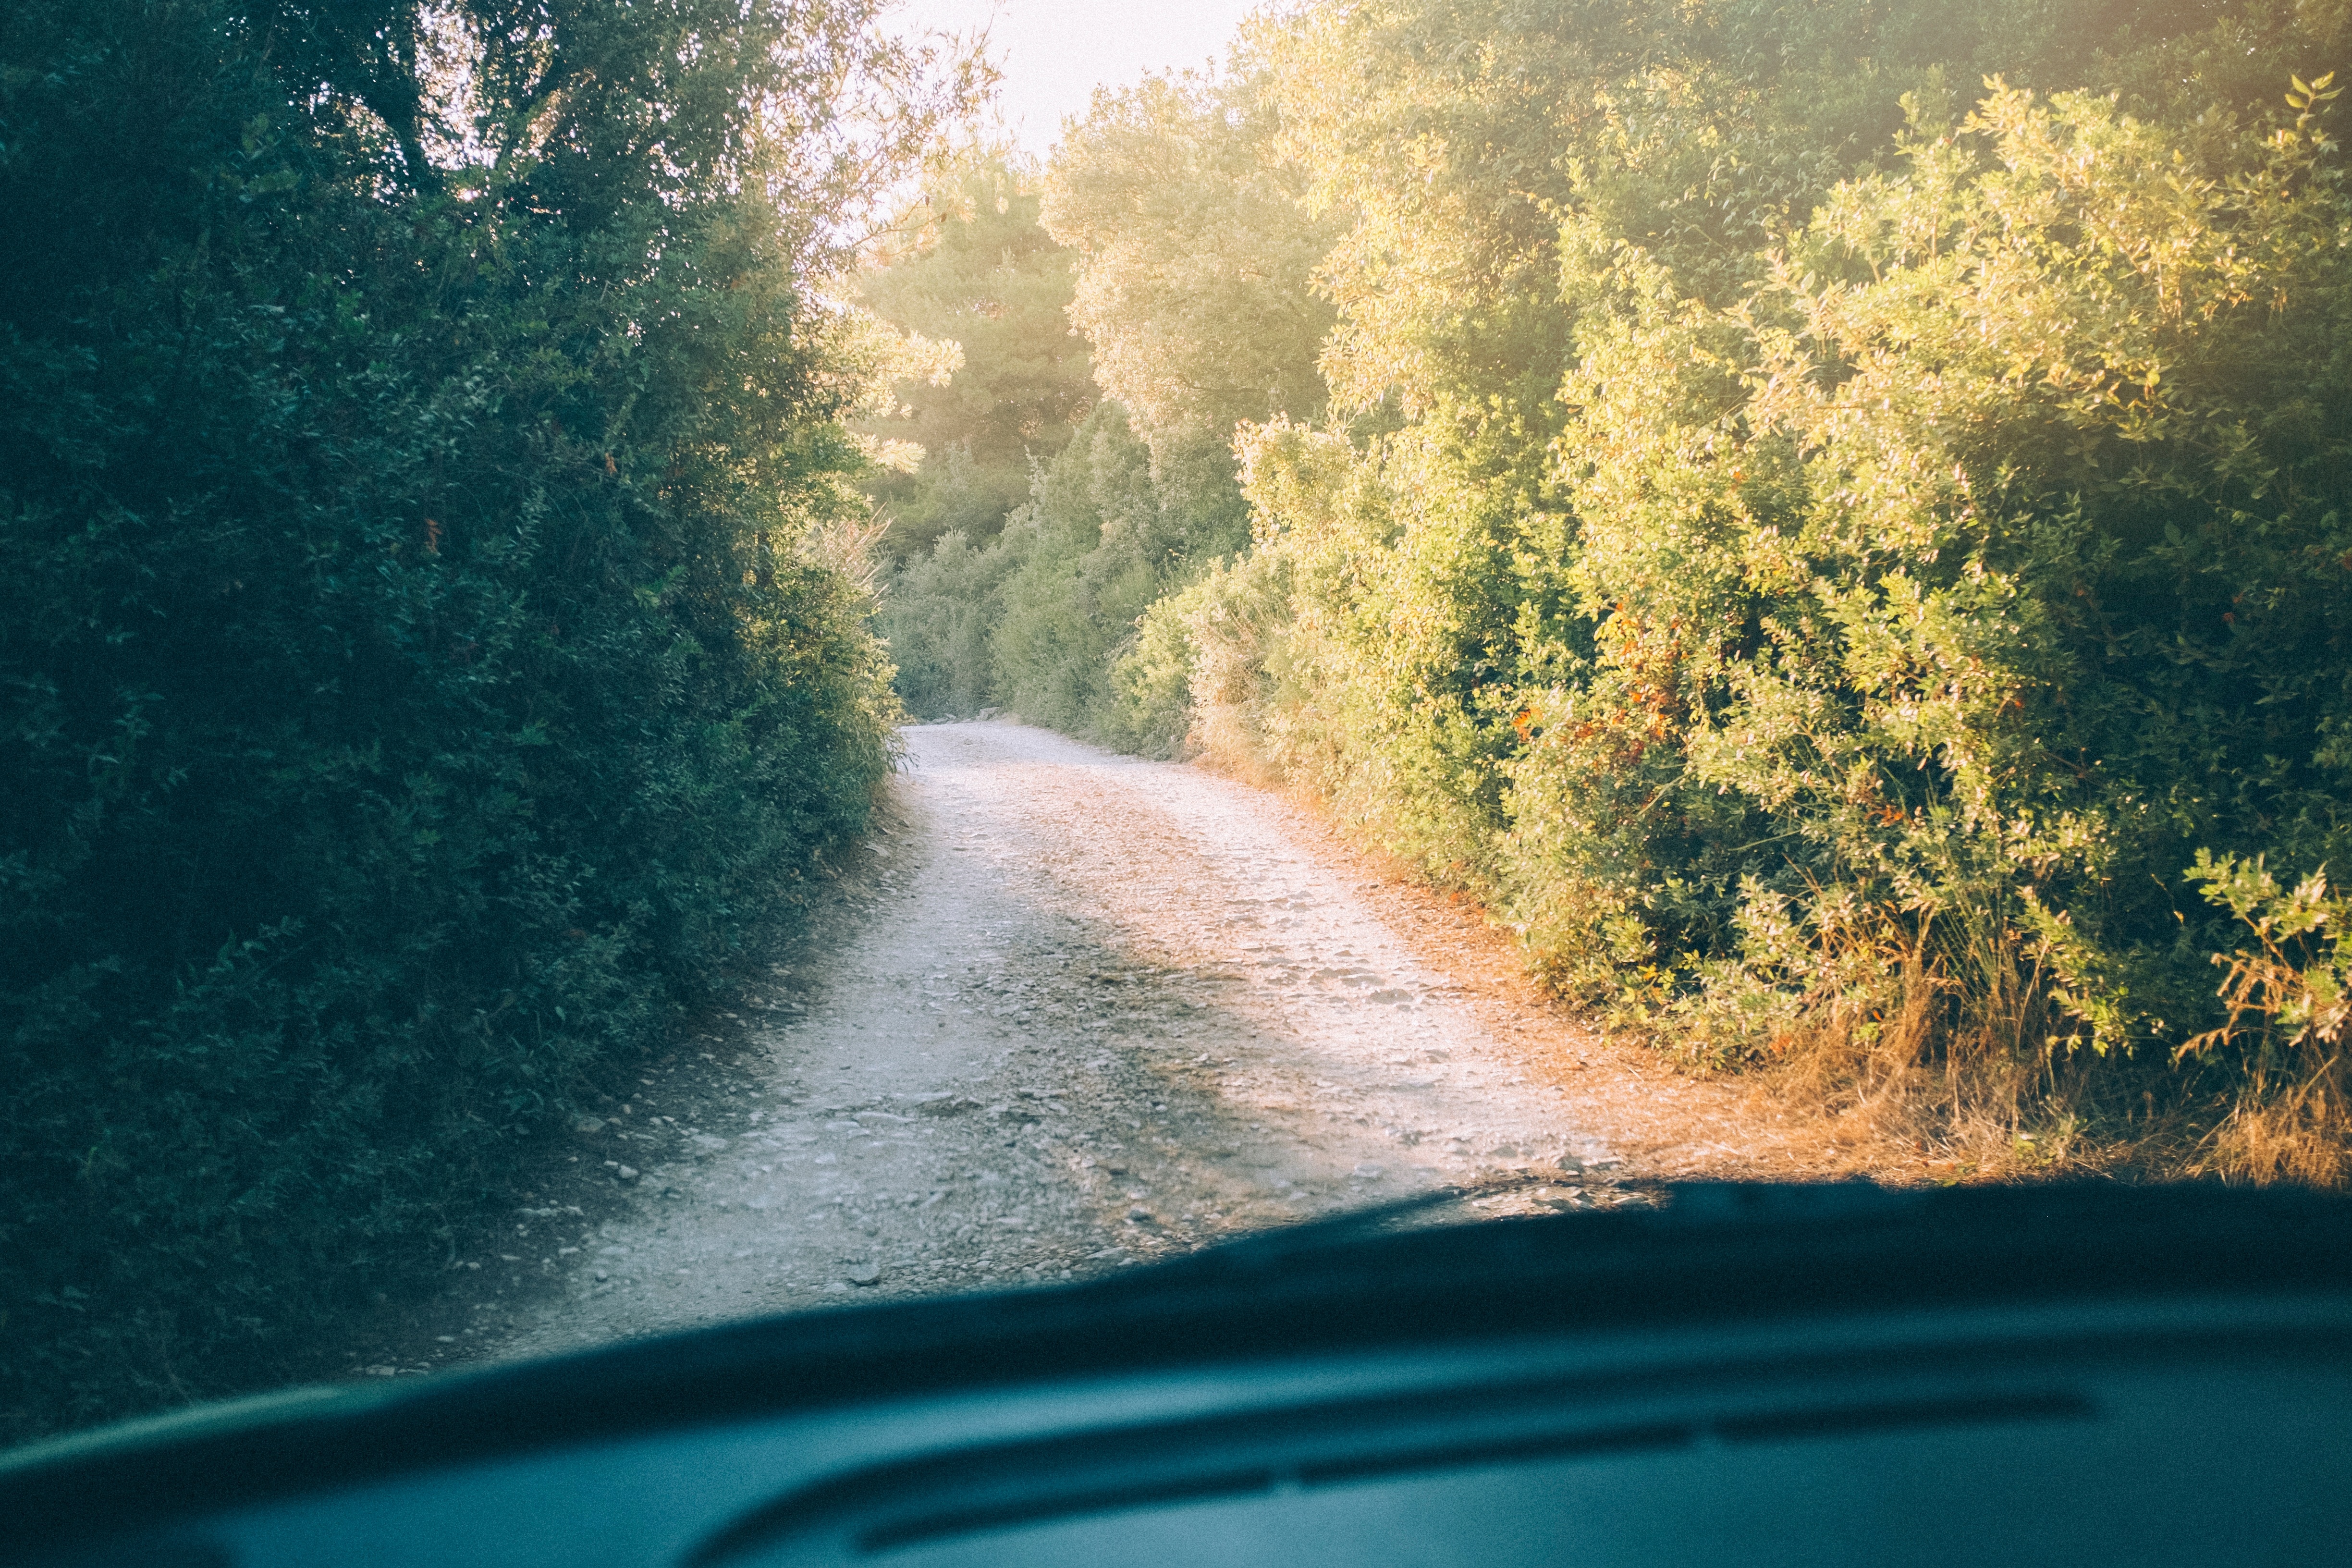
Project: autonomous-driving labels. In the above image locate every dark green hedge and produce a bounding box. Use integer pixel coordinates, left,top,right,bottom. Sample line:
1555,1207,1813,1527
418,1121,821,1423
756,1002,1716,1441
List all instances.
1,0,899,1440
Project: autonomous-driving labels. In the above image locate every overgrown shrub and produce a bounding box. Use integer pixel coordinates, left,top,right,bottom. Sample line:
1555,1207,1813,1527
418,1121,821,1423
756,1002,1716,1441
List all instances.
988,403,1224,751
879,402,1231,752
1211,0,2352,1174
877,530,1018,720
0,0,952,1439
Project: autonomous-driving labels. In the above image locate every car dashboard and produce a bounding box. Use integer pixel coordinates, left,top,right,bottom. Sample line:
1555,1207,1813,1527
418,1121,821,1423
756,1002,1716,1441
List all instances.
12,1185,2350,1568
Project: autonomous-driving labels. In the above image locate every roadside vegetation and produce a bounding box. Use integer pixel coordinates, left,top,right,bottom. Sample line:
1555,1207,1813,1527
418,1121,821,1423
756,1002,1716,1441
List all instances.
863,0,2352,1186
0,0,972,1440
9,0,2349,1452
866,65,1337,749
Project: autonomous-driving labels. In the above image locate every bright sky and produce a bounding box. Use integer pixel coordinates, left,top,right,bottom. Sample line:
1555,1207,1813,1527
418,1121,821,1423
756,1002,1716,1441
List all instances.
888,0,1265,156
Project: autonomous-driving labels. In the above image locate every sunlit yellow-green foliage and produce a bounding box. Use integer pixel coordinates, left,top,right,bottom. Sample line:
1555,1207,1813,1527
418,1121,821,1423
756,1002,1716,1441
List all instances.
1208,0,2352,1166
1046,61,1340,485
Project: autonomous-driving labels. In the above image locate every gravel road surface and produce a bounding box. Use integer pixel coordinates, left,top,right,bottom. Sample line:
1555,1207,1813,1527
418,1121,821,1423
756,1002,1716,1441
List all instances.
466,720,1616,1366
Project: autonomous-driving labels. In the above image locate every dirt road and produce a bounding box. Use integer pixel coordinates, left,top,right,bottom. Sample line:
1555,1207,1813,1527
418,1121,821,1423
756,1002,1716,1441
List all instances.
453,720,1615,1365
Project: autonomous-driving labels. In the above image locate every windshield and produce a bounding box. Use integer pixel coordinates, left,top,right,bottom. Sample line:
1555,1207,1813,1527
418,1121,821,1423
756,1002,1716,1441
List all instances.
6,0,2348,1450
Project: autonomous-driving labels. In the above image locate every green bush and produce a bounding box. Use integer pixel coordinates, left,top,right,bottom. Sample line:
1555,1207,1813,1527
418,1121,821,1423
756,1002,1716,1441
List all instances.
878,529,1018,719
1,0,926,1439
1200,0,2352,1171
878,401,1239,752
992,404,1210,750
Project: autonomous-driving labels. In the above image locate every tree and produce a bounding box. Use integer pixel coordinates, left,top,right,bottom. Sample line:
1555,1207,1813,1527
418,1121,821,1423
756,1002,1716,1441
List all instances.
855,153,1096,562
1046,63,1336,450
1043,57,1340,532
877,67,1339,739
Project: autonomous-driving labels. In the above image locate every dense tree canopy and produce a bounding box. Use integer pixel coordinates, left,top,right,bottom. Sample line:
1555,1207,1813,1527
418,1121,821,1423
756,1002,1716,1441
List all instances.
0,0,968,1438
1044,62,1338,486
854,153,1095,562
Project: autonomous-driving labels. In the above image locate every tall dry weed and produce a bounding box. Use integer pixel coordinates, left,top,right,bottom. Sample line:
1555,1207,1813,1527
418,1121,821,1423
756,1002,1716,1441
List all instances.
1684,893,2204,1179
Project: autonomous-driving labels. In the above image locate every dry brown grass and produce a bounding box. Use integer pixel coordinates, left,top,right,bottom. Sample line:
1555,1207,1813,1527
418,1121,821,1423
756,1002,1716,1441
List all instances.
1238,780,2351,1191
2183,1044,2352,1188
1754,926,2352,1190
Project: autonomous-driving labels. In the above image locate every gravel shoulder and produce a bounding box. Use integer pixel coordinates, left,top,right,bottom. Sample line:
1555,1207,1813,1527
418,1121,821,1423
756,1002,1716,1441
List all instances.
353,718,1869,1379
